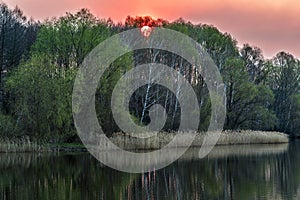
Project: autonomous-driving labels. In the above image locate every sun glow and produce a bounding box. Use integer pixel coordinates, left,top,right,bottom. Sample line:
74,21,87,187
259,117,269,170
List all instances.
140,25,152,38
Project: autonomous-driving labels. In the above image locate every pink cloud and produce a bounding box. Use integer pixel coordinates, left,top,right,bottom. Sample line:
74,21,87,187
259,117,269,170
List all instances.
5,0,300,58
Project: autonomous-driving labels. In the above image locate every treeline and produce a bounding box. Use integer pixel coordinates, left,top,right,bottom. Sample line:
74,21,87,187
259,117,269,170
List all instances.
0,3,299,142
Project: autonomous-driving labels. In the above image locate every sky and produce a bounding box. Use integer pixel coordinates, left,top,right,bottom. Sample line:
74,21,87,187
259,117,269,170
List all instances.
5,0,300,58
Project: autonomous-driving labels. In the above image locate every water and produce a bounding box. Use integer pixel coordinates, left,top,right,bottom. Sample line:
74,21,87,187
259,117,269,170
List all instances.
1,142,300,200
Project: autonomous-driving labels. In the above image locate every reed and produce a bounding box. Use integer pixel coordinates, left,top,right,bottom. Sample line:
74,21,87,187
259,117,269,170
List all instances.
0,137,51,153
109,130,289,150
0,130,289,152
215,130,289,145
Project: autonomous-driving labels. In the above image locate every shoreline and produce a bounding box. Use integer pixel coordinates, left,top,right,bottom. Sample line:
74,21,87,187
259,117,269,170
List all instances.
0,130,289,153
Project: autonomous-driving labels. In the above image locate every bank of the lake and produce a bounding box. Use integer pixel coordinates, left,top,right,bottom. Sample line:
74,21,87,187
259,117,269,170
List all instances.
0,130,289,152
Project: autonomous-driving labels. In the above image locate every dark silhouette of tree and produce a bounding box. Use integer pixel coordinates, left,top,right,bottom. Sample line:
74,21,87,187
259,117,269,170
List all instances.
0,3,39,113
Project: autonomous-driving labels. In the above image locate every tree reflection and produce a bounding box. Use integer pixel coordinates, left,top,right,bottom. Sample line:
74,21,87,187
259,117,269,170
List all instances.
0,142,300,199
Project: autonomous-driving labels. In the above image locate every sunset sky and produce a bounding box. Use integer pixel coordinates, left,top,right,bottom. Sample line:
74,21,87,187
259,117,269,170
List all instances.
5,0,300,58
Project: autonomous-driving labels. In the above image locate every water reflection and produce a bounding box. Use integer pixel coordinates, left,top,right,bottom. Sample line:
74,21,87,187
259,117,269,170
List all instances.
0,142,299,200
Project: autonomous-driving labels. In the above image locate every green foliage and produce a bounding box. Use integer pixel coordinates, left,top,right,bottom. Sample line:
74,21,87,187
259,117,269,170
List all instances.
240,44,266,84
223,58,276,130
96,53,134,135
0,3,39,113
290,94,300,134
32,8,111,69
6,55,77,141
0,7,299,141
268,52,300,134
0,113,15,136
4,8,115,142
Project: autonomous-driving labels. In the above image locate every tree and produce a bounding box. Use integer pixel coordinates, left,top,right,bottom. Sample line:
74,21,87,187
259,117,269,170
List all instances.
289,94,300,135
7,55,77,141
124,16,167,28
192,24,238,71
2,10,298,141
268,52,300,134
0,3,38,113
240,44,267,84
223,58,276,130
6,9,114,141
95,52,134,135
32,8,111,70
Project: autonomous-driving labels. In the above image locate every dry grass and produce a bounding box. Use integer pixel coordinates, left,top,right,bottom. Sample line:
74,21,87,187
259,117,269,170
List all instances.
0,130,288,152
0,137,51,153
109,130,289,150
215,130,289,145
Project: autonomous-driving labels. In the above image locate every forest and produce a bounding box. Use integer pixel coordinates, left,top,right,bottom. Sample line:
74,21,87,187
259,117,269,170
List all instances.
0,3,299,143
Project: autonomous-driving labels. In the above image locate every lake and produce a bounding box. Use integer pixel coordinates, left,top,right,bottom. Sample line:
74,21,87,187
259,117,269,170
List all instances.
1,141,300,200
